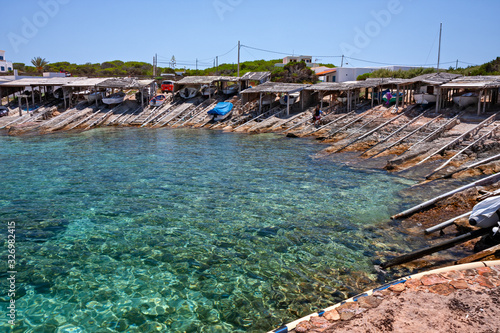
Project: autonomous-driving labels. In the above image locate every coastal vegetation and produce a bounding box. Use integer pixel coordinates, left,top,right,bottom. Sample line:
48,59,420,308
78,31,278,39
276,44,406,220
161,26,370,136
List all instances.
8,57,500,84
357,57,500,80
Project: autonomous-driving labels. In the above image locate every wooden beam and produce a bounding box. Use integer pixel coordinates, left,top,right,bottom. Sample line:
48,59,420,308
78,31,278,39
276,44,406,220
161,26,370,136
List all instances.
380,228,491,269
455,243,500,265
417,112,497,165
424,211,472,234
391,172,500,220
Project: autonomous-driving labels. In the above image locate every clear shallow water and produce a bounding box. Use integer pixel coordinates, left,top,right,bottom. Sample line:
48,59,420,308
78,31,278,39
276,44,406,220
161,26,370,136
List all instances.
0,128,416,332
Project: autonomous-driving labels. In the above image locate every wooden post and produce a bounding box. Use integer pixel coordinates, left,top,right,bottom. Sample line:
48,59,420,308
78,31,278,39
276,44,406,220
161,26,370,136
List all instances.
477,90,483,115
320,91,323,110
259,93,262,114
395,84,400,109
31,87,35,106
482,90,487,113
371,87,374,108
435,86,440,113
286,92,290,116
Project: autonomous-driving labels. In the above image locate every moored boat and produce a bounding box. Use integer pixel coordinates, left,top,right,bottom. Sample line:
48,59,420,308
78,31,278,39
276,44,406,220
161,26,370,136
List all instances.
414,86,437,105
222,84,238,95
259,94,275,106
201,85,217,96
453,92,478,108
207,102,233,122
102,91,126,105
414,93,437,104
179,87,198,99
280,92,300,105
382,91,403,105
149,94,167,107
86,91,104,104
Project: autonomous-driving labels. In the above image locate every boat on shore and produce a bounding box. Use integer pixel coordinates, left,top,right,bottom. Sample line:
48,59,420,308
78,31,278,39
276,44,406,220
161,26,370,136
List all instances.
149,94,167,107
453,92,478,108
201,85,217,96
259,94,275,106
338,91,359,103
383,91,403,105
414,93,437,104
179,87,198,99
207,102,233,122
414,86,437,104
86,91,104,104
280,92,300,105
102,91,126,105
222,84,238,95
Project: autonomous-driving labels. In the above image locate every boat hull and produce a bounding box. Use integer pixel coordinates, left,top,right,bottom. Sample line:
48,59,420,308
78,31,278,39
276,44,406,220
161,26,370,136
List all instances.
86,92,103,104
222,86,238,95
453,96,478,108
102,92,126,105
414,93,437,104
180,87,198,99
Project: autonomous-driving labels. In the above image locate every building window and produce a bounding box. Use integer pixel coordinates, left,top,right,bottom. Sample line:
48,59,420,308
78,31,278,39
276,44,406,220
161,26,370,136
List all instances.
8,67,12,71
333,76,336,82
1,66,4,71
0,56,3,60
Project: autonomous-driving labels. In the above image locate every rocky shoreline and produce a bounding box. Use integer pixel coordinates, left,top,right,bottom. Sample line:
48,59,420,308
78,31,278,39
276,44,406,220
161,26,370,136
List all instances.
286,262,500,333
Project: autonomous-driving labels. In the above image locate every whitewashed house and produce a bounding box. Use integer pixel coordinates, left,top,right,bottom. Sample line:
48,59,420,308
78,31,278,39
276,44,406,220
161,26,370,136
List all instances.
0,50,13,73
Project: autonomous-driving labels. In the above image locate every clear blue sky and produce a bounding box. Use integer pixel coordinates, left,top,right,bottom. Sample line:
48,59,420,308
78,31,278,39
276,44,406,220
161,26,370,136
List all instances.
2,0,499,69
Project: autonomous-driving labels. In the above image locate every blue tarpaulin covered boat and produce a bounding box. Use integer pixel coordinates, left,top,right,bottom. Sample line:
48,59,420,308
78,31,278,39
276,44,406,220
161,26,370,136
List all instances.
208,102,233,121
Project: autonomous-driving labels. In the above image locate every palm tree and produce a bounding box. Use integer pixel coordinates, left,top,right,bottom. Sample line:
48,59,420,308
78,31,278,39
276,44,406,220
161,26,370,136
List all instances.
31,57,49,73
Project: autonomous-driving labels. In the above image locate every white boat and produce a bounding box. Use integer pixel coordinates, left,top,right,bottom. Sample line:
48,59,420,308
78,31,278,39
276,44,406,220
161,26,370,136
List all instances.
414,86,437,105
453,92,478,108
259,94,275,106
414,93,437,104
149,94,167,107
280,92,300,105
222,84,238,95
102,91,126,105
179,87,198,99
337,91,359,103
201,85,217,96
86,91,104,104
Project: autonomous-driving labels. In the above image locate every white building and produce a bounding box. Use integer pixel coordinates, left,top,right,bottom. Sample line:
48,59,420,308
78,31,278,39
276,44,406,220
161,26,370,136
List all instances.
322,66,428,83
275,55,318,68
0,50,13,73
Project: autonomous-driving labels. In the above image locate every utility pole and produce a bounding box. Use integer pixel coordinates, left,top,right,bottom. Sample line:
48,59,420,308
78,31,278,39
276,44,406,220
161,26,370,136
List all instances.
216,56,218,74
153,54,156,77
456,59,459,70
196,58,198,72
341,55,344,67
437,23,442,73
237,40,240,77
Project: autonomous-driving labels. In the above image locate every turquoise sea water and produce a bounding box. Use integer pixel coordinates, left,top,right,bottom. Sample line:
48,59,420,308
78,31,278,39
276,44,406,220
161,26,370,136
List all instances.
0,128,416,332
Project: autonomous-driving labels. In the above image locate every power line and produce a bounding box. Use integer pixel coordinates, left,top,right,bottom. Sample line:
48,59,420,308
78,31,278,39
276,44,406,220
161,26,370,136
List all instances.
240,45,291,56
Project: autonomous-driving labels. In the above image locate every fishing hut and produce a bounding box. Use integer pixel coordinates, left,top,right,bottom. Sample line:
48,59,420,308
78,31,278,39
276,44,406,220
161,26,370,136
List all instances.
239,71,271,90
240,82,311,116
440,76,500,115
0,76,82,114
174,76,239,99
400,73,460,112
305,80,384,112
